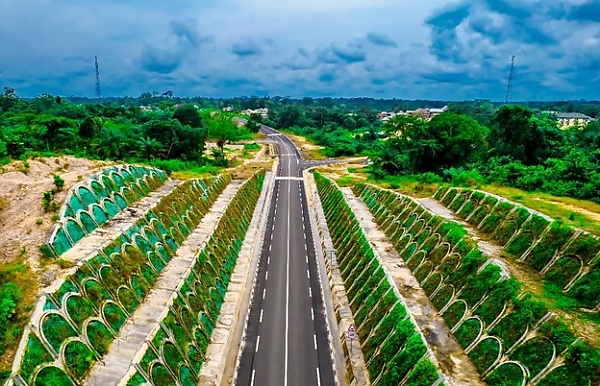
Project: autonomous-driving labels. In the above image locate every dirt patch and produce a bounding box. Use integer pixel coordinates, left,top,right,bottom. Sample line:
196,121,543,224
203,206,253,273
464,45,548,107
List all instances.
534,197,600,223
226,143,274,179
283,132,327,160
0,156,111,269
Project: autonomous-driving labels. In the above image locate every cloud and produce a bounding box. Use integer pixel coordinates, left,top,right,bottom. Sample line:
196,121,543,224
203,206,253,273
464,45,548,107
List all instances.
0,0,599,100
139,47,183,74
137,18,209,74
169,19,212,47
231,40,264,56
568,1,600,23
317,41,367,64
426,2,471,29
366,32,397,47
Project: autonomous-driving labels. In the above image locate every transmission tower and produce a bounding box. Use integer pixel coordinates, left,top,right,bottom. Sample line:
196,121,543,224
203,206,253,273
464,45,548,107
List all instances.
95,56,101,100
505,55,515,103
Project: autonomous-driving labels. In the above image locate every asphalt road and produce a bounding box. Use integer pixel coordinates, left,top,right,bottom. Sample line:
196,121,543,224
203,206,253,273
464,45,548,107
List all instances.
236,125,335,386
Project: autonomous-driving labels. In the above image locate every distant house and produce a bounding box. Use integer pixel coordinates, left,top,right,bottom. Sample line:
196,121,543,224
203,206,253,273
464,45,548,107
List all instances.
544,111,594,128
379,105,448,122
241,108,269,119
556,112,593,128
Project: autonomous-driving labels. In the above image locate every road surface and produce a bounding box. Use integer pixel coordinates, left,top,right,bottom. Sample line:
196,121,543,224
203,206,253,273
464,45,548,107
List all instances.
235,124,336,386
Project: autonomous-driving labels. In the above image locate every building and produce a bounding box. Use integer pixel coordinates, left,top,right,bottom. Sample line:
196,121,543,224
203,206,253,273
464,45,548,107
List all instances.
379,106,448,122
543,111,594,128
555,112,594,128
241,108,269,119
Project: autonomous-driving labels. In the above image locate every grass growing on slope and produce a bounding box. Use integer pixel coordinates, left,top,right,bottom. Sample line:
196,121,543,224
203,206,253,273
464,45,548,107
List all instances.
0,262,39,380
482,184,600,235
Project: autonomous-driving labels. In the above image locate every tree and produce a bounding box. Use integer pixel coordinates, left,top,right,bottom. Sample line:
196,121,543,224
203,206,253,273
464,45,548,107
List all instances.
79,117,101,139
488,105,547,165
207,113,244,159
425,112,489,170
142,119,183,159
92,128,124,159
245,113,262,133
136,137,163,162
173,104,202,127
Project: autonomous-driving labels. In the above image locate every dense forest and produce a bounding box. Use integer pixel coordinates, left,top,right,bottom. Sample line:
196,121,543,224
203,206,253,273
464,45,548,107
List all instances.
0,87,255,175
2,87,600,203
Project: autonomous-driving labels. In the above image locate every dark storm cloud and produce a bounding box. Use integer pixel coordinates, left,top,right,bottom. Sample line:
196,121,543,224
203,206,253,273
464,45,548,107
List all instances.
366,32,398,47
139,49,183,74
425,2,471,62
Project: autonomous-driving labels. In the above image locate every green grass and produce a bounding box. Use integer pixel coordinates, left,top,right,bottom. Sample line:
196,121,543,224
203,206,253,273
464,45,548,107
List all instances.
0,262,39,372
368,174,440,198
482,184,600,235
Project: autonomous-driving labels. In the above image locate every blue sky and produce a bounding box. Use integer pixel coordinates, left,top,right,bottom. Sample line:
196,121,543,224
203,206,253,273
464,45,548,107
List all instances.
1,0,599,100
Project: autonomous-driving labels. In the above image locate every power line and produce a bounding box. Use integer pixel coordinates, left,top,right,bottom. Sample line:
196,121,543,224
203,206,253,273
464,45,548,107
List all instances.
95,56,101,100
505,55,515,103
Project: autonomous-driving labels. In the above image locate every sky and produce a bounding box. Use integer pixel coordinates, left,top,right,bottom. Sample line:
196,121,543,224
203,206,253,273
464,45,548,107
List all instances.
0,0,599,101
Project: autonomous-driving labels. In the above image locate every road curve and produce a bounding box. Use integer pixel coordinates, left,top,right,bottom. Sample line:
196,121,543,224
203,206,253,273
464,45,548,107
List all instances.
235,124,335,386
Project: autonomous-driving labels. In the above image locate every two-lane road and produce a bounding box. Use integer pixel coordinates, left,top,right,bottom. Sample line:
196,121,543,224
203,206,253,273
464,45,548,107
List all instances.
236,126,335,386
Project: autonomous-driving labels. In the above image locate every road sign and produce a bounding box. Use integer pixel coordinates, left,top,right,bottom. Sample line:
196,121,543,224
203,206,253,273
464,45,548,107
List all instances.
347,324,356,340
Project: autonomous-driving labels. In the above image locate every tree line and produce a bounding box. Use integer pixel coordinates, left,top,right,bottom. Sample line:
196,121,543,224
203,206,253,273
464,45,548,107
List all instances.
262,99,600,203
0,88,255,173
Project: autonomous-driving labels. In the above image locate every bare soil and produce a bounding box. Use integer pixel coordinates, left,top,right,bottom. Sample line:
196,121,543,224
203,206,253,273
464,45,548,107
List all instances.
283,132,327,160
0,156,111,269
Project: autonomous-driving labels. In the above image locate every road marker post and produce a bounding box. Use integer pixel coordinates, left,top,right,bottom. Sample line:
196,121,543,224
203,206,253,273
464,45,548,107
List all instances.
348,324,356,352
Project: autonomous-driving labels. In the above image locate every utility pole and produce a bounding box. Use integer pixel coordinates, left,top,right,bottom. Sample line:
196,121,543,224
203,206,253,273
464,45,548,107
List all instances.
95,56,101,101
505,55,515,103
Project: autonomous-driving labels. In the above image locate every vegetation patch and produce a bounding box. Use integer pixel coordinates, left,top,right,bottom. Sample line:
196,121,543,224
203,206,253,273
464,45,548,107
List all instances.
316,173,443,385
354,181,600,385
6,174,231,385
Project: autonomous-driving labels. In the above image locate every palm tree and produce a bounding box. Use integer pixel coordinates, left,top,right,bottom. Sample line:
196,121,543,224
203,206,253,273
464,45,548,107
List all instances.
136,137,163,162
91,128,123,160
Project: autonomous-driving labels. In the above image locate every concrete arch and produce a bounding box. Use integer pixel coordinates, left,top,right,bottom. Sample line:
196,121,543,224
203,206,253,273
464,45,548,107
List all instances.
421,271,443,297
413,260,434,284
30,365,74,386
428,242,451,267
406,250,426,271
441,299,469,328
400,240,418,262
454,316,484,348
467,336,503,374
512,335,557,380
39,310,78,356
545,254,585,290
76,185,98,206
485,360,528,386
421,233,442,253
148,360,178,386
407,218,426,237
77,210,98,235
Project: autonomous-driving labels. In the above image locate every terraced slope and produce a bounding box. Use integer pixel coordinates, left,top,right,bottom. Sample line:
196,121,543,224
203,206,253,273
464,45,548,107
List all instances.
353,182,600,386
434,186,600,310
315,173,446,386
122,171,264,386
45,164,168,257
4,174,231,386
